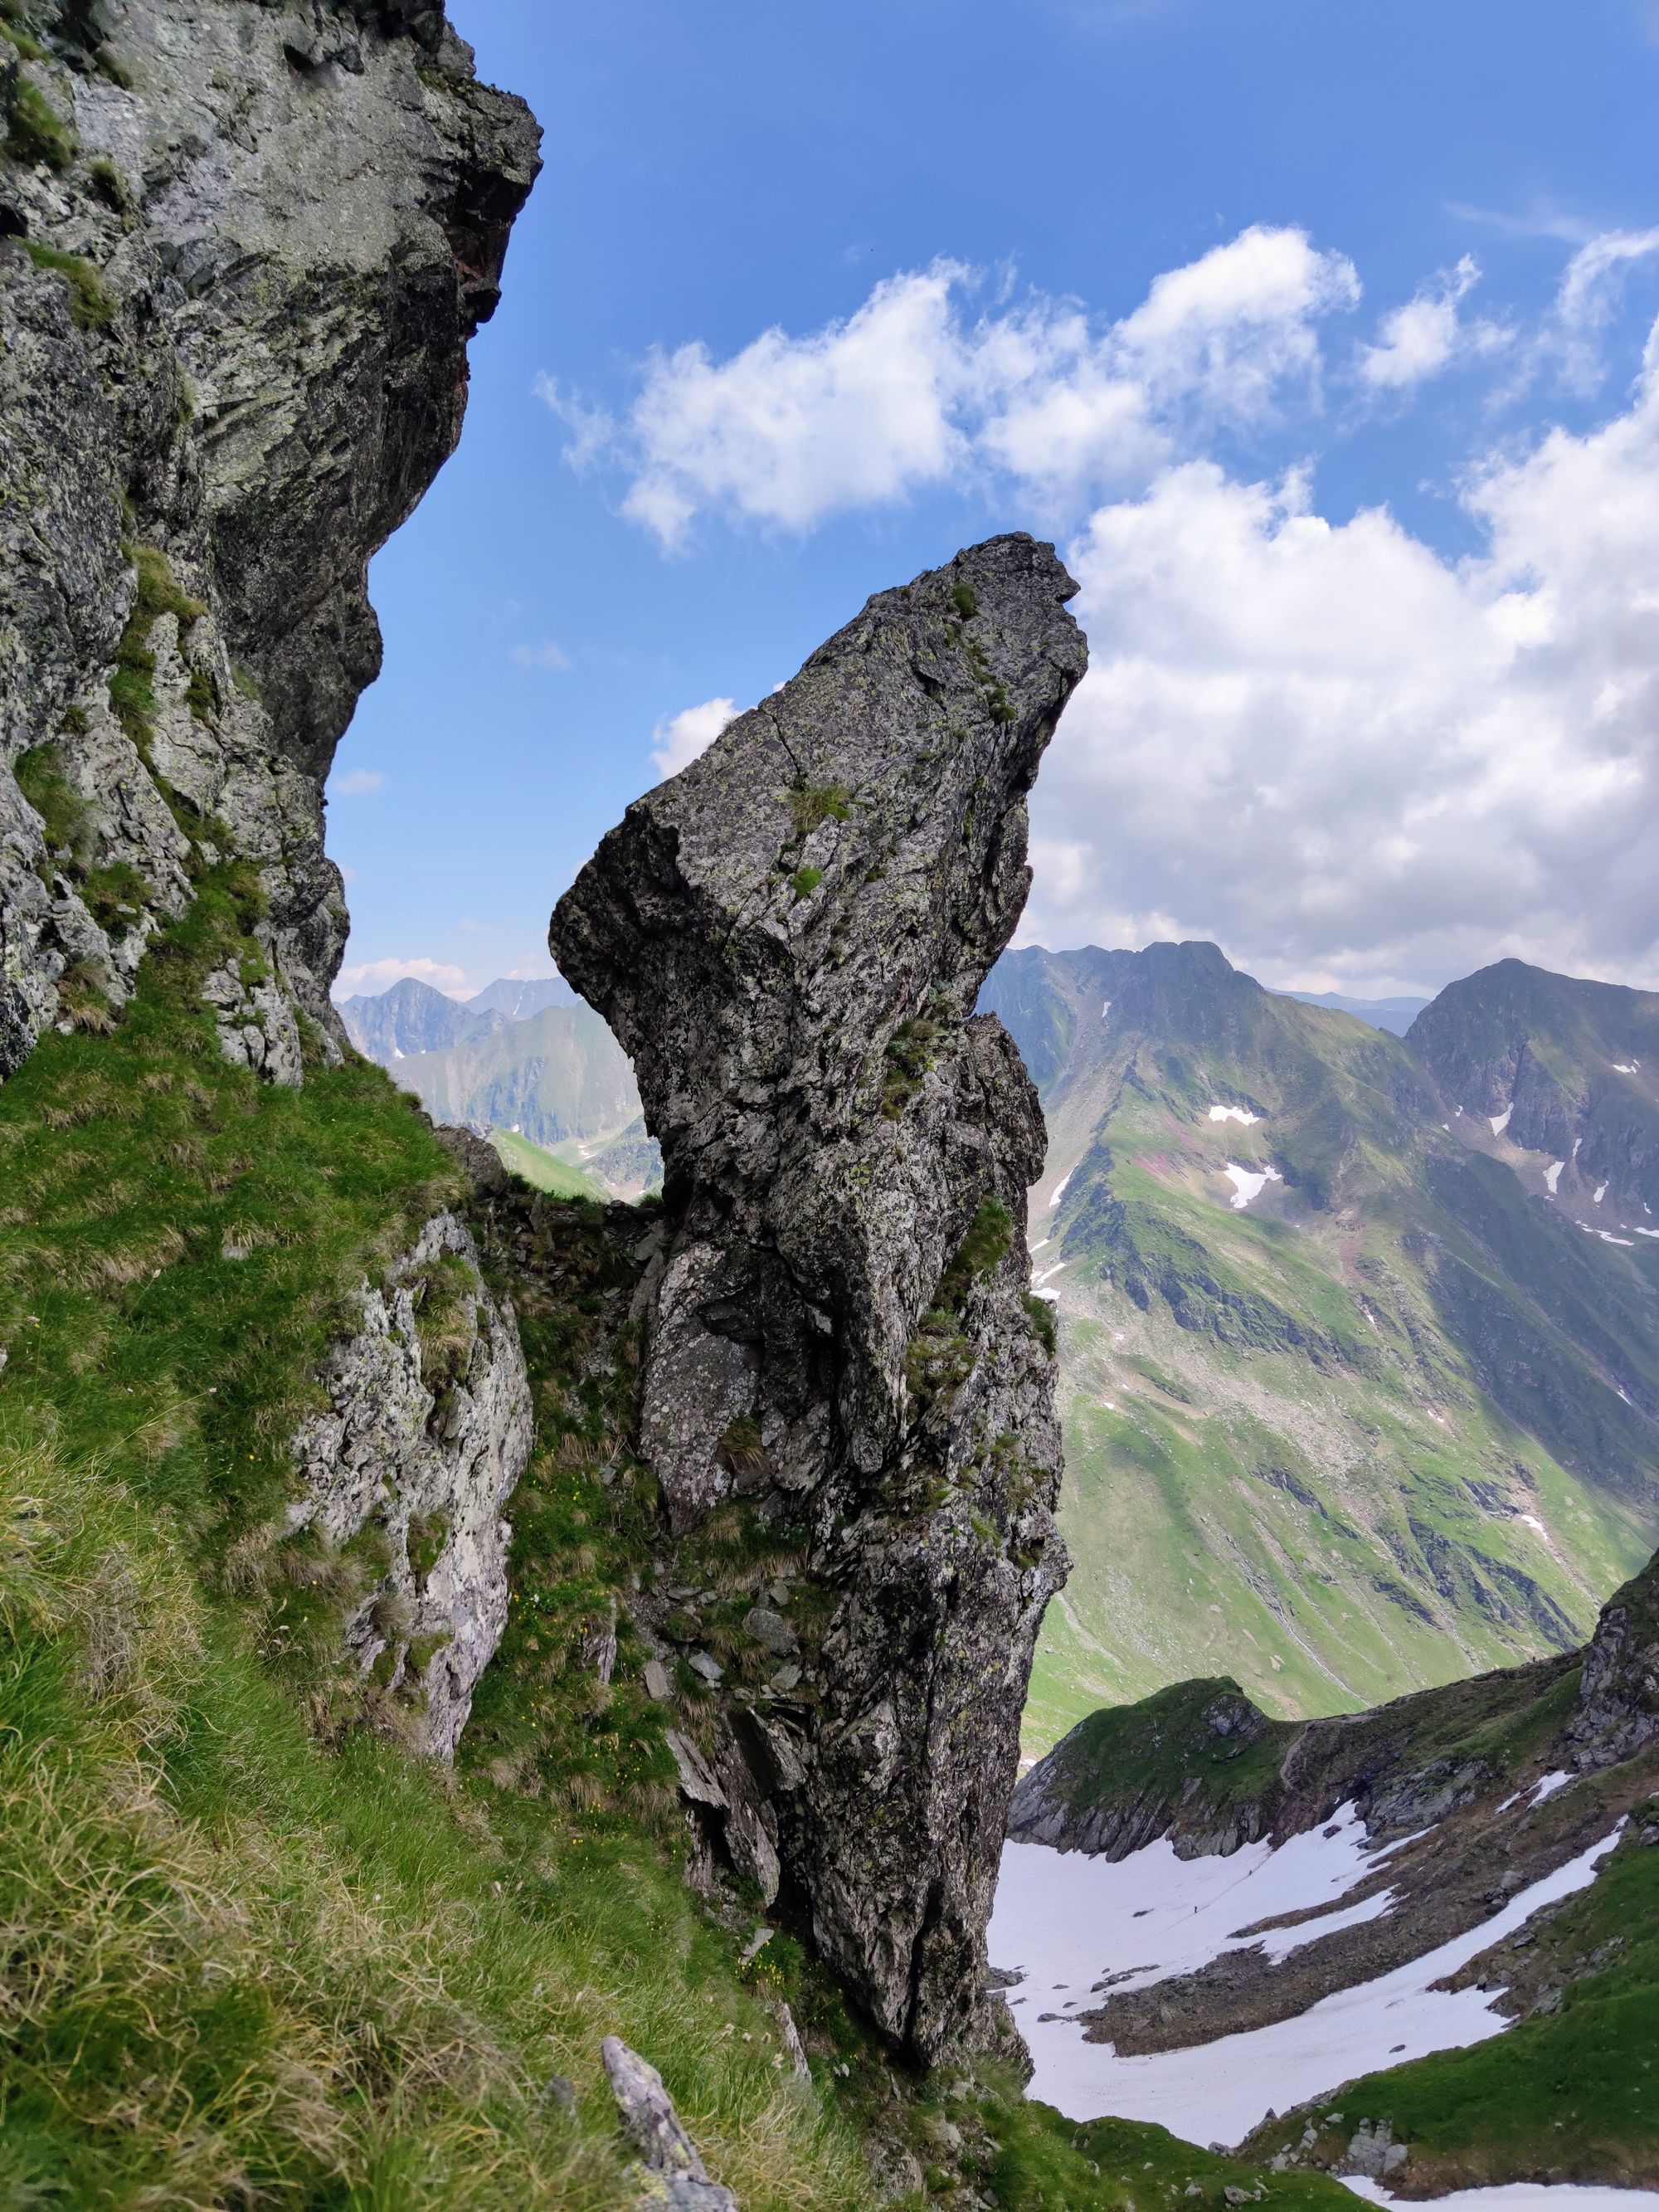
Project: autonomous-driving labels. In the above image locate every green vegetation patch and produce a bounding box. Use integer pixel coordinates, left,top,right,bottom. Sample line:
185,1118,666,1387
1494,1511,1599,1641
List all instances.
1043,1676,1296,1825
109,544,207,756
22,238,113,329
6,75,73,170
490,1125,605,1199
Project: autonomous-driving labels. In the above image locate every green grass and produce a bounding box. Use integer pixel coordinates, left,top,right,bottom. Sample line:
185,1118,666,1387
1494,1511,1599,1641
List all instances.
0,885,1379,2205
22,239,114,329
6,75,73,170
490,1127,604,1200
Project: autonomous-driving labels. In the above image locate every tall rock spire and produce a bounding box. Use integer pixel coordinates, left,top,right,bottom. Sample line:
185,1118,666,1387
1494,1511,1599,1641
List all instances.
553,533,1087,2059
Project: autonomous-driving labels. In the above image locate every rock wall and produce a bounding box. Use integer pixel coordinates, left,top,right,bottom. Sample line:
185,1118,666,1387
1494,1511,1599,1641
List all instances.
553,534,1086,2063
0,0,539,1074
289,1209,533,1759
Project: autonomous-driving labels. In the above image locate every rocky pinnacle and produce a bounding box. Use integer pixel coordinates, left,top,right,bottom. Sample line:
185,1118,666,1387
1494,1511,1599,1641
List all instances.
552,534,1087,2061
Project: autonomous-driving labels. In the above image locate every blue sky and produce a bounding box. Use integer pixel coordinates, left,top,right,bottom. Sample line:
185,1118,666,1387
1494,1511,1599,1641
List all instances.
328,0,1659,1003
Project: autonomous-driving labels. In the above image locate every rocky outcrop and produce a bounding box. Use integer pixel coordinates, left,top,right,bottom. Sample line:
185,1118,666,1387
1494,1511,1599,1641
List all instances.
1567,1547,1659,1766
553,534,1086,2063
601,2037,740,2210
1,0,539,1074
289,1210,533,1758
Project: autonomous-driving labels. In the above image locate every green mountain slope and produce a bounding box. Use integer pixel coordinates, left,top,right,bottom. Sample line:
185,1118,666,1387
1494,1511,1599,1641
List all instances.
393,1001,643,1152
980,944,1659,1753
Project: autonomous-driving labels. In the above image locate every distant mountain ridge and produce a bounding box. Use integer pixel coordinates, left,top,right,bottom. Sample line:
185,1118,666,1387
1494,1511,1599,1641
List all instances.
337,975,658,1199
981,943,1659,1752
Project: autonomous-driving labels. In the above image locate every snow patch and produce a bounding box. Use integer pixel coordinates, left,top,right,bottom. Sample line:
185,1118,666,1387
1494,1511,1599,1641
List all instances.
1531,1771,1575,1807
1519,1513,1547,1535
1490,1106,1513,1136
1029,1237,1051,1254
1048,1171,1073,1210
1544,1161,1564,1194
989,1819,1625,2147
1102,1000,1112,1021
1594,1183,1608,1205
1342,2180,1659,2212
1613,1062,1640,1074
1634,1228,1659,1240
1224,1162,1283,1210
1208,1104,1261,1127
1032,1262,1068,1289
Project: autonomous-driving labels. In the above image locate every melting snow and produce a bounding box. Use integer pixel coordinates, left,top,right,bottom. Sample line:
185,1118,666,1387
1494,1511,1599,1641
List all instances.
1544,1162,1564,1194
1531,1771,1575,1806
1613,1063,1640,1074
1490,1106,1513,1136
1048,1171,1073,1210
1574,1138,1584,1157
1519,1513,1547,1535
1032,1262,1068,1289
392,1046,405,1060
1224,1163,1283,1210
1594,1184,1608,1205
1209,1104,1261,1127
1635,1228,1659,1240
1029,1238,1051,1254
1102,1000,1112,1021
1343,2180,1659,2211
990,1820,1625,2146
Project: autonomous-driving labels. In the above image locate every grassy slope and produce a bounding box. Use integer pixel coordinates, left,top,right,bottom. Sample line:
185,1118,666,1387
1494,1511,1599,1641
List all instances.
1022,975,1655,1756
489,1125,603,1201
0,882,1350,2208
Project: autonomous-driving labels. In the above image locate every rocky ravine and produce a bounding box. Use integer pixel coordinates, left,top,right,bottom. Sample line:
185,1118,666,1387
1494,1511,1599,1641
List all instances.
554,534,1087,2063
1,2,540,1741
1,0,539,1072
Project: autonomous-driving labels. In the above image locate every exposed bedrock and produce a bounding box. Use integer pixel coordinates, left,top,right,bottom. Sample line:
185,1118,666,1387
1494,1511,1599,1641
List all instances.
552,534,1087,2063
1,0,539,1074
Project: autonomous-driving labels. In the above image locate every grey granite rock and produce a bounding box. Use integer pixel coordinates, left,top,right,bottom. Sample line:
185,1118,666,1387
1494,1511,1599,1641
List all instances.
601,2035,740,2210
0,2,539,1072
288,1211,533,1758
553,534,1085,2062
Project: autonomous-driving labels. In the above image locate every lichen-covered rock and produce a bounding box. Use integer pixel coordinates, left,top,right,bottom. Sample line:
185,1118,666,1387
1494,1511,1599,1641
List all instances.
0,0,539,1072
289,1211,533,1758
601,2036,740,2210
553,534,1086,2062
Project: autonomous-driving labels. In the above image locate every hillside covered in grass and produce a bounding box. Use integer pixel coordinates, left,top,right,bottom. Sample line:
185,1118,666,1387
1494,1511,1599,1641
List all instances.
984,943,1659,1750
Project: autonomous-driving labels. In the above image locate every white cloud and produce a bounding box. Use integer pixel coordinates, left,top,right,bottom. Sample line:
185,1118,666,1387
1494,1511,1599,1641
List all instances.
332,767,385,797
547,229,1361,545
1548,227,1659,392
1357,256,1507,391
1020,324,1659,992
511,640,570,671
333,957,469,999
651,696,737,778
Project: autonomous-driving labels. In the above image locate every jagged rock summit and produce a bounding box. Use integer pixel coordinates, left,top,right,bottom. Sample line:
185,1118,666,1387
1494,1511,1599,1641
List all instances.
553,534,1087,2062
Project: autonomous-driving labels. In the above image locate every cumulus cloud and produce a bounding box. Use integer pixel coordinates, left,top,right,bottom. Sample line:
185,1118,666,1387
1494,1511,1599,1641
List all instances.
332,767,385,797
545,228,1360,545
650,695,737,778
1021,325,1659,992
1356,256,1507,391
333,957,469,998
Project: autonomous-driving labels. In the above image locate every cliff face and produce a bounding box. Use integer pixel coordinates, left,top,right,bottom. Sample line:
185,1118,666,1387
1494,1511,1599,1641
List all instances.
553,534,1086,2062
0,0,539,1072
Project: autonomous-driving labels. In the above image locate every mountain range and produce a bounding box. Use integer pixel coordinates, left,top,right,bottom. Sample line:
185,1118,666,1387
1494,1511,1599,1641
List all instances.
342,948,1659,1753
337,976,659,1199
982,943,1659,1752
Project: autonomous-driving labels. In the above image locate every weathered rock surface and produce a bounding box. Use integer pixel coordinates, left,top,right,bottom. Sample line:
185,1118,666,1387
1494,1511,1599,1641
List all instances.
289,1210,533,1757
553,534,1086,2062
601,2036,740,2210
1,0,539,1073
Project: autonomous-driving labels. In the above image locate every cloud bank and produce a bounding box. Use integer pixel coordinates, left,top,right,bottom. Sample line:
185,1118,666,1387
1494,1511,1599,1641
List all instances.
541,225,1659,992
